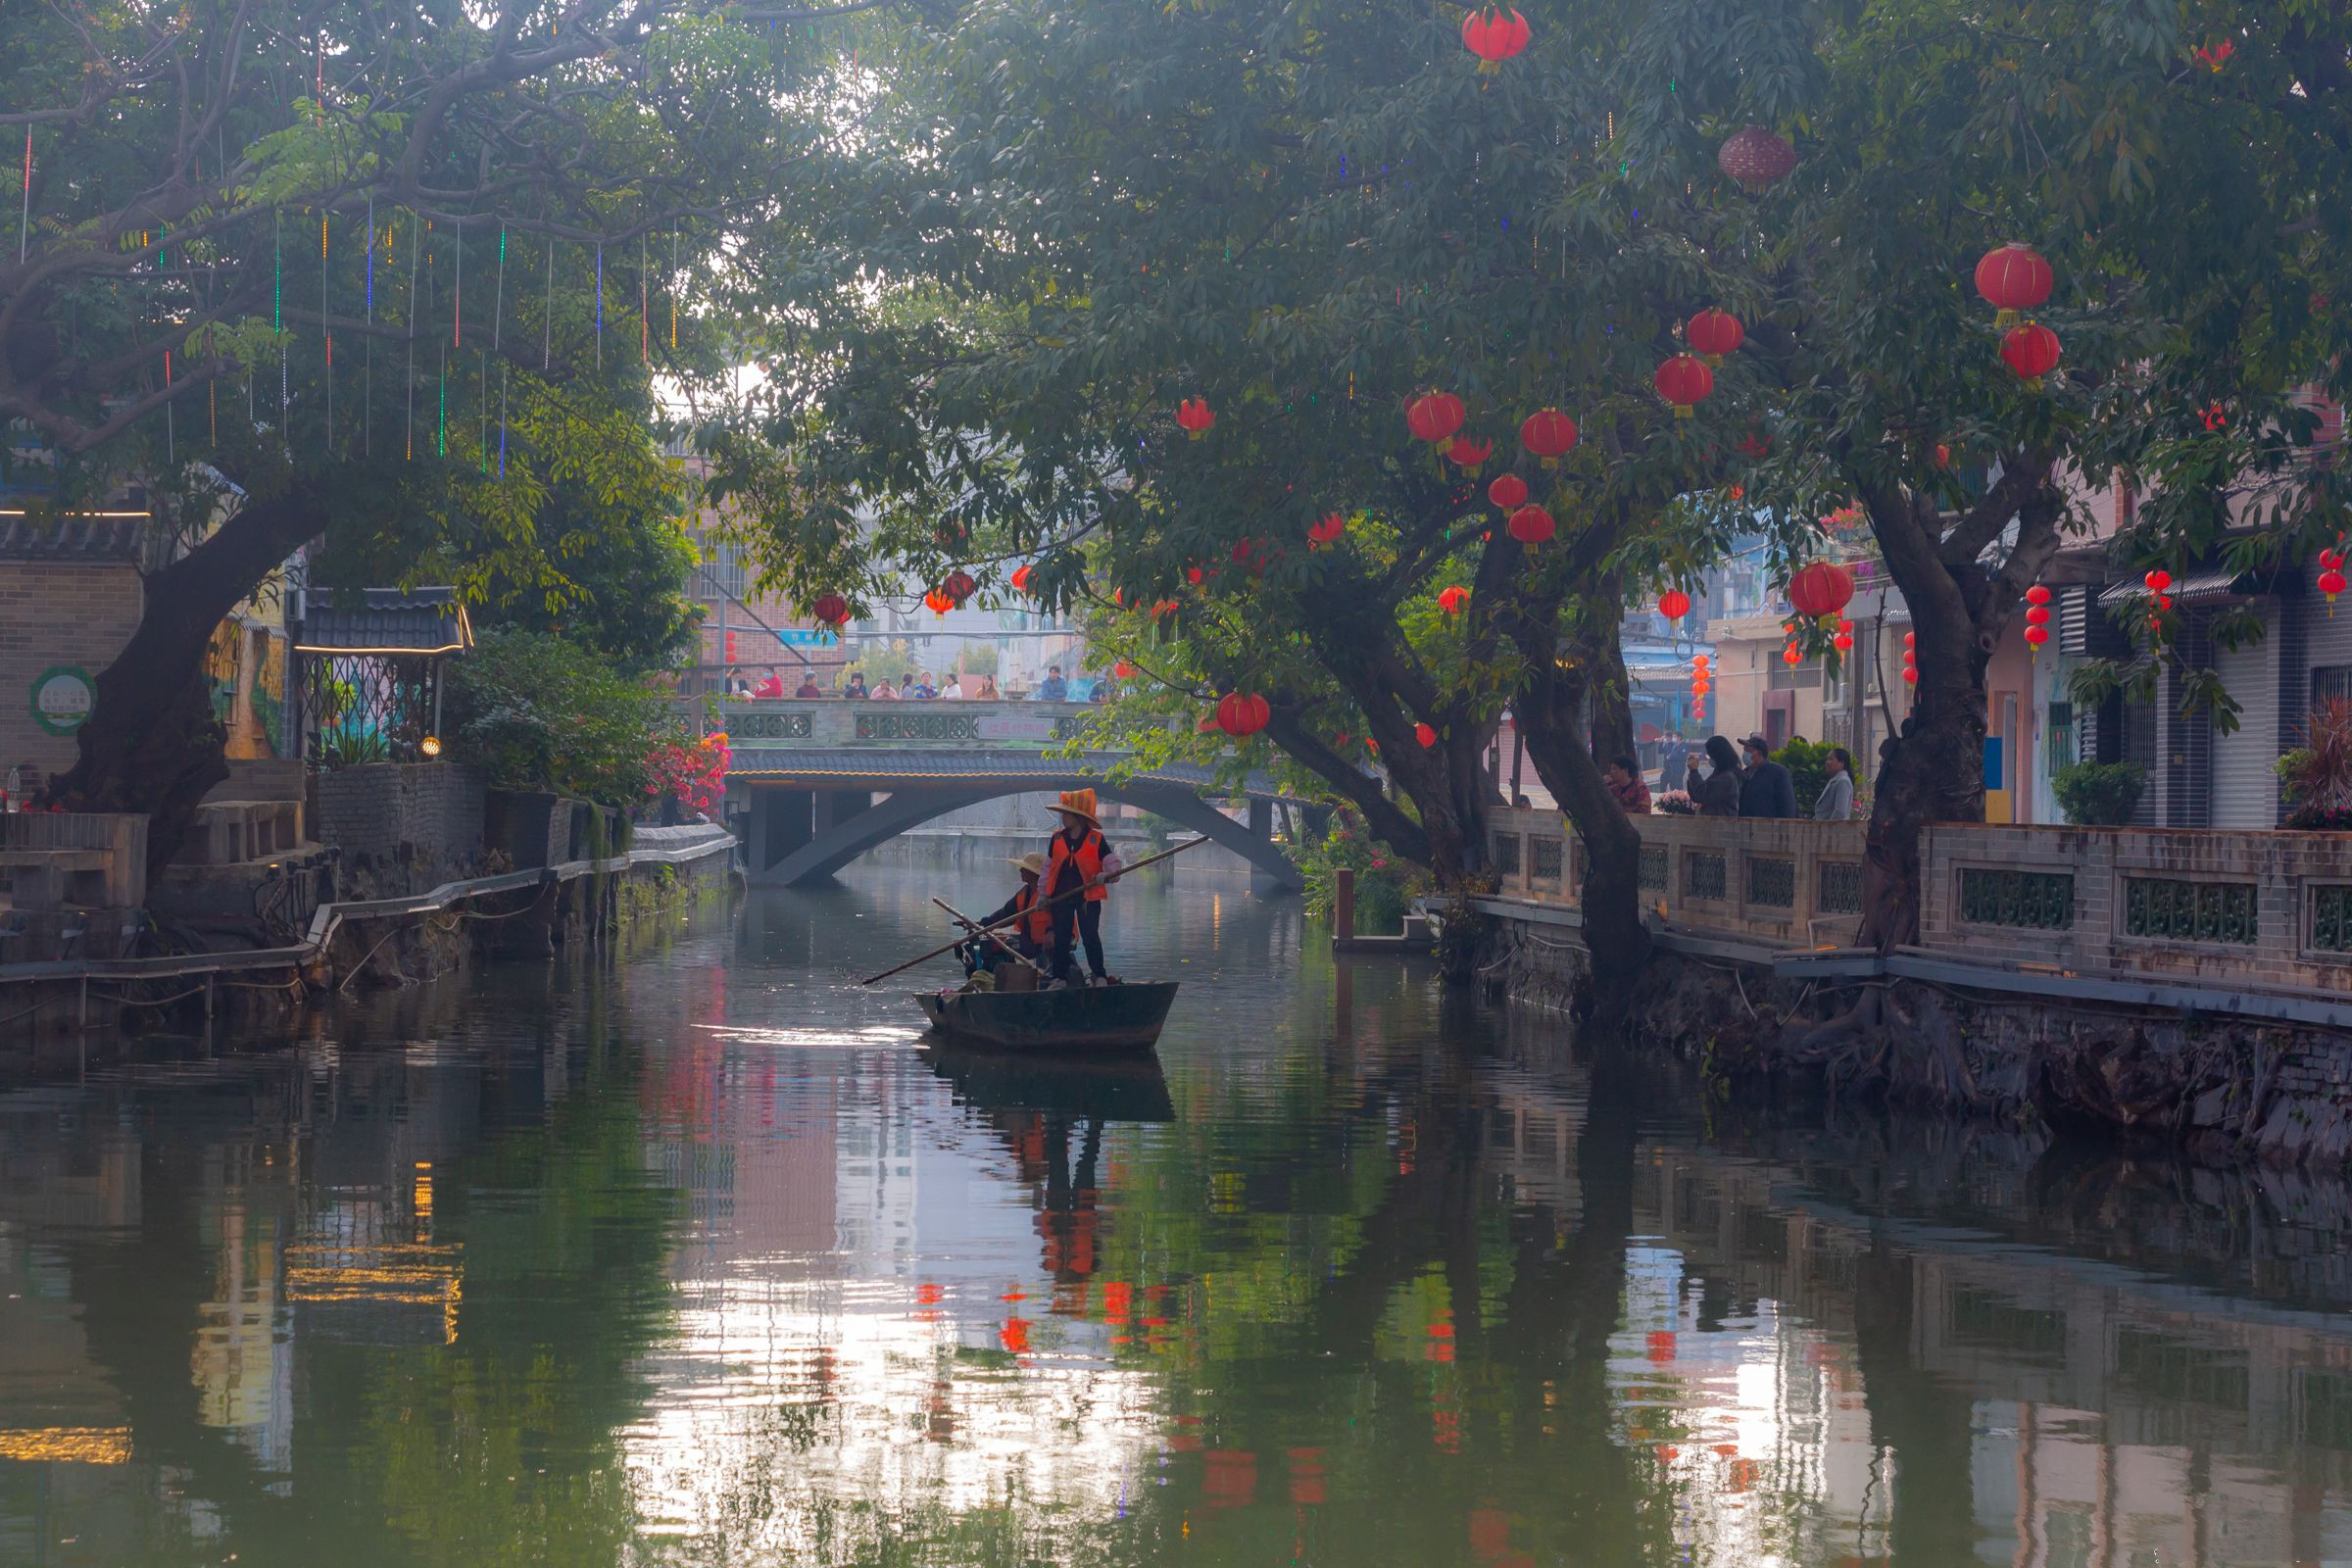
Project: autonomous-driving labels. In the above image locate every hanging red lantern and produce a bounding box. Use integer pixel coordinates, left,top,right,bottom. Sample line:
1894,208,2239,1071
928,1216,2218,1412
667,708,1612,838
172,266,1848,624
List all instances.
1414,721,1439,748
1114,661,1138,678
1717,126,1797,191
1445,435,1494,472
2023,622,2049,654
1654,355,1714,418
2144,568,2173,594
2322,568,2347,612
811,592,851,628
1687,309,1744,366
1782,644,1803,665
1406,390,1467,445
2194,37,2234,71
2026,583,2052,608
1216,691,1271,737
1438,585,1470,614
1506,504,1555,553
924,588,953,616
1833,632,1853,653
1177,397,1215,438
1487,472,1529,511
1009,564,1034,593
2024,605,2050,626
1903,630,1916,648
1519,409,1579,467
944,570,977,605
1974,244,2052,328
1902,666,1918,685
1308,512,1347,548
1459,6,1530,72
1657,588,1691,621
1786,561,1856,621
1935,443,1952,468
2000,322,2061,388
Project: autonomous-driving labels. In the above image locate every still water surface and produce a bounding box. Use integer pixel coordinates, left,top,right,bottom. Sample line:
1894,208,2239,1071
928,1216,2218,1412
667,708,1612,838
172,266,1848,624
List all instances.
5,864,2352,1565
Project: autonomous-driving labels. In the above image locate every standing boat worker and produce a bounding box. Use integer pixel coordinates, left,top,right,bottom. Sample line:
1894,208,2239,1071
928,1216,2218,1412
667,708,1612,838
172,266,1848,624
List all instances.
1043,789,1123,986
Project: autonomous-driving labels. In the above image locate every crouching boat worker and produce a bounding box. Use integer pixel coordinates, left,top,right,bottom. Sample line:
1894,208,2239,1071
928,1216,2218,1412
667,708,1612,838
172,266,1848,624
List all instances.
959,851,1055,986
1044,789,1123,987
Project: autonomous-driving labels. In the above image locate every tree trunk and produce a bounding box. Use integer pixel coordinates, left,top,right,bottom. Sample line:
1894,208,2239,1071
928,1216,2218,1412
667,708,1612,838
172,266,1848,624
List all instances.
53,482,322,874
1859,664,1985,949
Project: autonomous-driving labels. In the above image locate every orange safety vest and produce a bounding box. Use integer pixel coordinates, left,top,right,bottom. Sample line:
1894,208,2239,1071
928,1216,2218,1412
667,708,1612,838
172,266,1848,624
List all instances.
1047,828,1110,903
1013,883,1054,944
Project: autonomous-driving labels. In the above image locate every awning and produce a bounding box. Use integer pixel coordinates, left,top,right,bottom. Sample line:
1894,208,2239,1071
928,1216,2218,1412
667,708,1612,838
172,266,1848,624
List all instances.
298,588,474,656
2095,566,2253,609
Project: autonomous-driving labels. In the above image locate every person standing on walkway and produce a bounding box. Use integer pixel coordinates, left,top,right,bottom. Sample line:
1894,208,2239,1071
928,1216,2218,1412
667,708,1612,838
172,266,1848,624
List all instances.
1738,735,1798,819
1814,747,1856,821
1684,736,1743,816
1603,755,1651,813
1044,789,1122,985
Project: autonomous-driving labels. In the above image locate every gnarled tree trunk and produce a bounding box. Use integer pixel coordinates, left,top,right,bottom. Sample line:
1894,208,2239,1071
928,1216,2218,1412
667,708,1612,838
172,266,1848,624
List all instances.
53,481,322,874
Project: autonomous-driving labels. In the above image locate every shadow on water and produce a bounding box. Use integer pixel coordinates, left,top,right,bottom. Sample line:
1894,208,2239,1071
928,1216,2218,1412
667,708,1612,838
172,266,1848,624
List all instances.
1,859,2348,1565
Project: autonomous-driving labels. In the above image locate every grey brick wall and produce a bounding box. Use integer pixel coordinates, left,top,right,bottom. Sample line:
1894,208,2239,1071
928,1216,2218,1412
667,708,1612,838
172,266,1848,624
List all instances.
313,762,486,892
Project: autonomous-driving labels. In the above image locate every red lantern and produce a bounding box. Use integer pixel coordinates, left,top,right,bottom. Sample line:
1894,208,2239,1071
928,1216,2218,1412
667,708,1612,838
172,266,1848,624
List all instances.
1935,443,1952,468
2024,605,2051,626
1687,309,1744,366
944,570,977,605
1786,561,1856,621
1216,691,1271,737
1308,512,1347,548
2194,37,2234,71
2026,582,2052,607
1519,409,1579,467
1657,588,1691,621
1782,644,1803,665
2000,322,2061,388
1114,661,1138,678
1459,6,1530,72
2322,554,2346,614
1717,126,1797,191
1902,666,1919,685
924,588,953,616
1488,472,1529,511
1833,632,1853,652
811,591,851,627
1009,564,1034,593
2144,568,2173,594
1446,435,1494,472
1438,585,1470,614
1506,504,1555,553
1177,398,1215,438
1974,244,2052,328
1414,721,1439,749
2024,623,2049,654
1654,355,1714,418
1406,390,1467,445
1903,631,1916,648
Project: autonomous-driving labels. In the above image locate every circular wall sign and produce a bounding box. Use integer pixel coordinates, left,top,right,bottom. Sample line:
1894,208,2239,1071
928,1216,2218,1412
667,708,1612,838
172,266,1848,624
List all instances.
30,665,97,736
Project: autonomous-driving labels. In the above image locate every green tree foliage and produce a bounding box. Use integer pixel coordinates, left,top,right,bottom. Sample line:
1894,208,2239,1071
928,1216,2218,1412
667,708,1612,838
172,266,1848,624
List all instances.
4,0,861,862
444,628,674,806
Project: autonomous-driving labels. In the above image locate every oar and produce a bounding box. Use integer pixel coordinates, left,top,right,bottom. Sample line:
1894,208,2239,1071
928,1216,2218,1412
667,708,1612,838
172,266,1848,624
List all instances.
858,833,1214,986
932,895,1049,978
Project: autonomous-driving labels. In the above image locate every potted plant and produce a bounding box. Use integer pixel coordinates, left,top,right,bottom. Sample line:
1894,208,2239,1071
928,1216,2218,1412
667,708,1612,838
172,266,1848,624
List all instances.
2279,698,2352,830
2052,760,2146,827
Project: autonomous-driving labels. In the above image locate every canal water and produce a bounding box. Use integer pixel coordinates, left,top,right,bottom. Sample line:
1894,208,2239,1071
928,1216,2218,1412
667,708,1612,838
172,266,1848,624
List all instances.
5,864,2351,1566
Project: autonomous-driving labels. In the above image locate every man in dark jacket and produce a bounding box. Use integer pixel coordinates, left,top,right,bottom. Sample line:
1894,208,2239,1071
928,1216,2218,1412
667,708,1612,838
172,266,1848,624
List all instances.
1739,735,1798,819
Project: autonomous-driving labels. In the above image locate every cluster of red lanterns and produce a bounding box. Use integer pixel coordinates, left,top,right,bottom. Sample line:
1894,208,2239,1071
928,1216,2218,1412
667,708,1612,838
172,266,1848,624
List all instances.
1833,616,1854,654
2023,583,2052,655
2145,567,2173,632
1176,397,1215,439
1689,654,1711,722
923,569,979,617
1976,243,2062,388
2321,547,2347,613
1901,630,1918,685
1460,6,1530,72
1215,691,1271,737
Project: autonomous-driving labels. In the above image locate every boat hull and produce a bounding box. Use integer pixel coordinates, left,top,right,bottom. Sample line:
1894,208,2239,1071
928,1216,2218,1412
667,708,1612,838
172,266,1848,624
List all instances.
914,981,1178,1054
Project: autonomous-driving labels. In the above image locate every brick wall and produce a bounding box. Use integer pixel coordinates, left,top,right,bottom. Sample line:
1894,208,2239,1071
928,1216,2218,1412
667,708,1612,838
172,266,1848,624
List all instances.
312,762,486,894
0,561,143,786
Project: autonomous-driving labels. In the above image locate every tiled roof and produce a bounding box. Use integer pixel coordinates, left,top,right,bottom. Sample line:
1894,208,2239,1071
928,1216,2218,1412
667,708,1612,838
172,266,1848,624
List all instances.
0,514,151,561
300,588,472,655
725,747,1283,795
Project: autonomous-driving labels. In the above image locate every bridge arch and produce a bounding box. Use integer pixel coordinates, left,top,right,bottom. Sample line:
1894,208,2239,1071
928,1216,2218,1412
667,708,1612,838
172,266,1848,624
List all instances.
746,775,1303,892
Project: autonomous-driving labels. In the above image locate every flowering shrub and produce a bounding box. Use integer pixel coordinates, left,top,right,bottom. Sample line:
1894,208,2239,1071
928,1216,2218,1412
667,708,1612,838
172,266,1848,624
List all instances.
1654,789,1696,815
644,730,731,818
1292,811,1429,931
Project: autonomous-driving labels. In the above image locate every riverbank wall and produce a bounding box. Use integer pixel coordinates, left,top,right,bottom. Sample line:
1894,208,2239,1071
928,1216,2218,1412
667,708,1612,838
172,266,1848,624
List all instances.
1475,807,2352,1168
0,824,735,1064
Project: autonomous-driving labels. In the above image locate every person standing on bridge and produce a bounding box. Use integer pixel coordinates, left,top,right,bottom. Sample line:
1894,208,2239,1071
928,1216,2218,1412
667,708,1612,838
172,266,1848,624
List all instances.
1043,789,1122,986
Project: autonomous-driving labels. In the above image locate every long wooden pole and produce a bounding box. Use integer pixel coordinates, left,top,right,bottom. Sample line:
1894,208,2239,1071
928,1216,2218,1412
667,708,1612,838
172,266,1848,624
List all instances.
932,895,1048,977
858,833,1214,986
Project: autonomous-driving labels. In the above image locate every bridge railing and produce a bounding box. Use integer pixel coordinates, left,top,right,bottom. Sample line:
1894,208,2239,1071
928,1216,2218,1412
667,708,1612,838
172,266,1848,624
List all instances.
675,698,1119,748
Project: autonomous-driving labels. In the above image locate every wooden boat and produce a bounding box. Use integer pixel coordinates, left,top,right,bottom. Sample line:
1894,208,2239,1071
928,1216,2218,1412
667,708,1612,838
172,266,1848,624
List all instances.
913,980,1178,1054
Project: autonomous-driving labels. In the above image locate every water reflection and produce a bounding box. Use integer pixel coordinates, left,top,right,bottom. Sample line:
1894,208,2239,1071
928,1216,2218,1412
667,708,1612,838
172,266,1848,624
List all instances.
2,863,2350,1564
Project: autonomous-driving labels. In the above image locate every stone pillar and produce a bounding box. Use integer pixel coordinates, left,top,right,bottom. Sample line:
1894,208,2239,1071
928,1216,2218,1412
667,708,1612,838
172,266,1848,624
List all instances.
814,788,873,835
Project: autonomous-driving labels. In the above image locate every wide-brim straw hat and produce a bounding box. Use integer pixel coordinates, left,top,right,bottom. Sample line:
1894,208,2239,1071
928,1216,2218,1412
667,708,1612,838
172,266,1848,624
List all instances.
1007,852,1048,877
1047,787,1102,826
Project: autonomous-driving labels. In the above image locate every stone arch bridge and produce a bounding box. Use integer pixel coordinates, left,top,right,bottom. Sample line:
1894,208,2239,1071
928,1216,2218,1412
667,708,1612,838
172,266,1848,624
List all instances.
717,702,1313,890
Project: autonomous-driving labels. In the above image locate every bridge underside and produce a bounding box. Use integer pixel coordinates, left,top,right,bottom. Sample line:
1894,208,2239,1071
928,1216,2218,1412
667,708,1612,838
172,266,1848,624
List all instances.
735,776,1306,892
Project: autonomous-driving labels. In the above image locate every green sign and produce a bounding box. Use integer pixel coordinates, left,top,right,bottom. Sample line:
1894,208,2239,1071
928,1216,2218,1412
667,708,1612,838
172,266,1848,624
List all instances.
29,665,96,736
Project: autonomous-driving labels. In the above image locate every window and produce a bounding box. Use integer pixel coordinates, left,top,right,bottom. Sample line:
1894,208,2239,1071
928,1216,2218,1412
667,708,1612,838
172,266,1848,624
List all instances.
2316,665,2352,705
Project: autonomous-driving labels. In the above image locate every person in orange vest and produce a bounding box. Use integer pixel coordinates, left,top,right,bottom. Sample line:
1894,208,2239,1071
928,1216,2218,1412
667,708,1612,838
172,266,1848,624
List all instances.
1042,789,1122,985
969,851,1054,974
